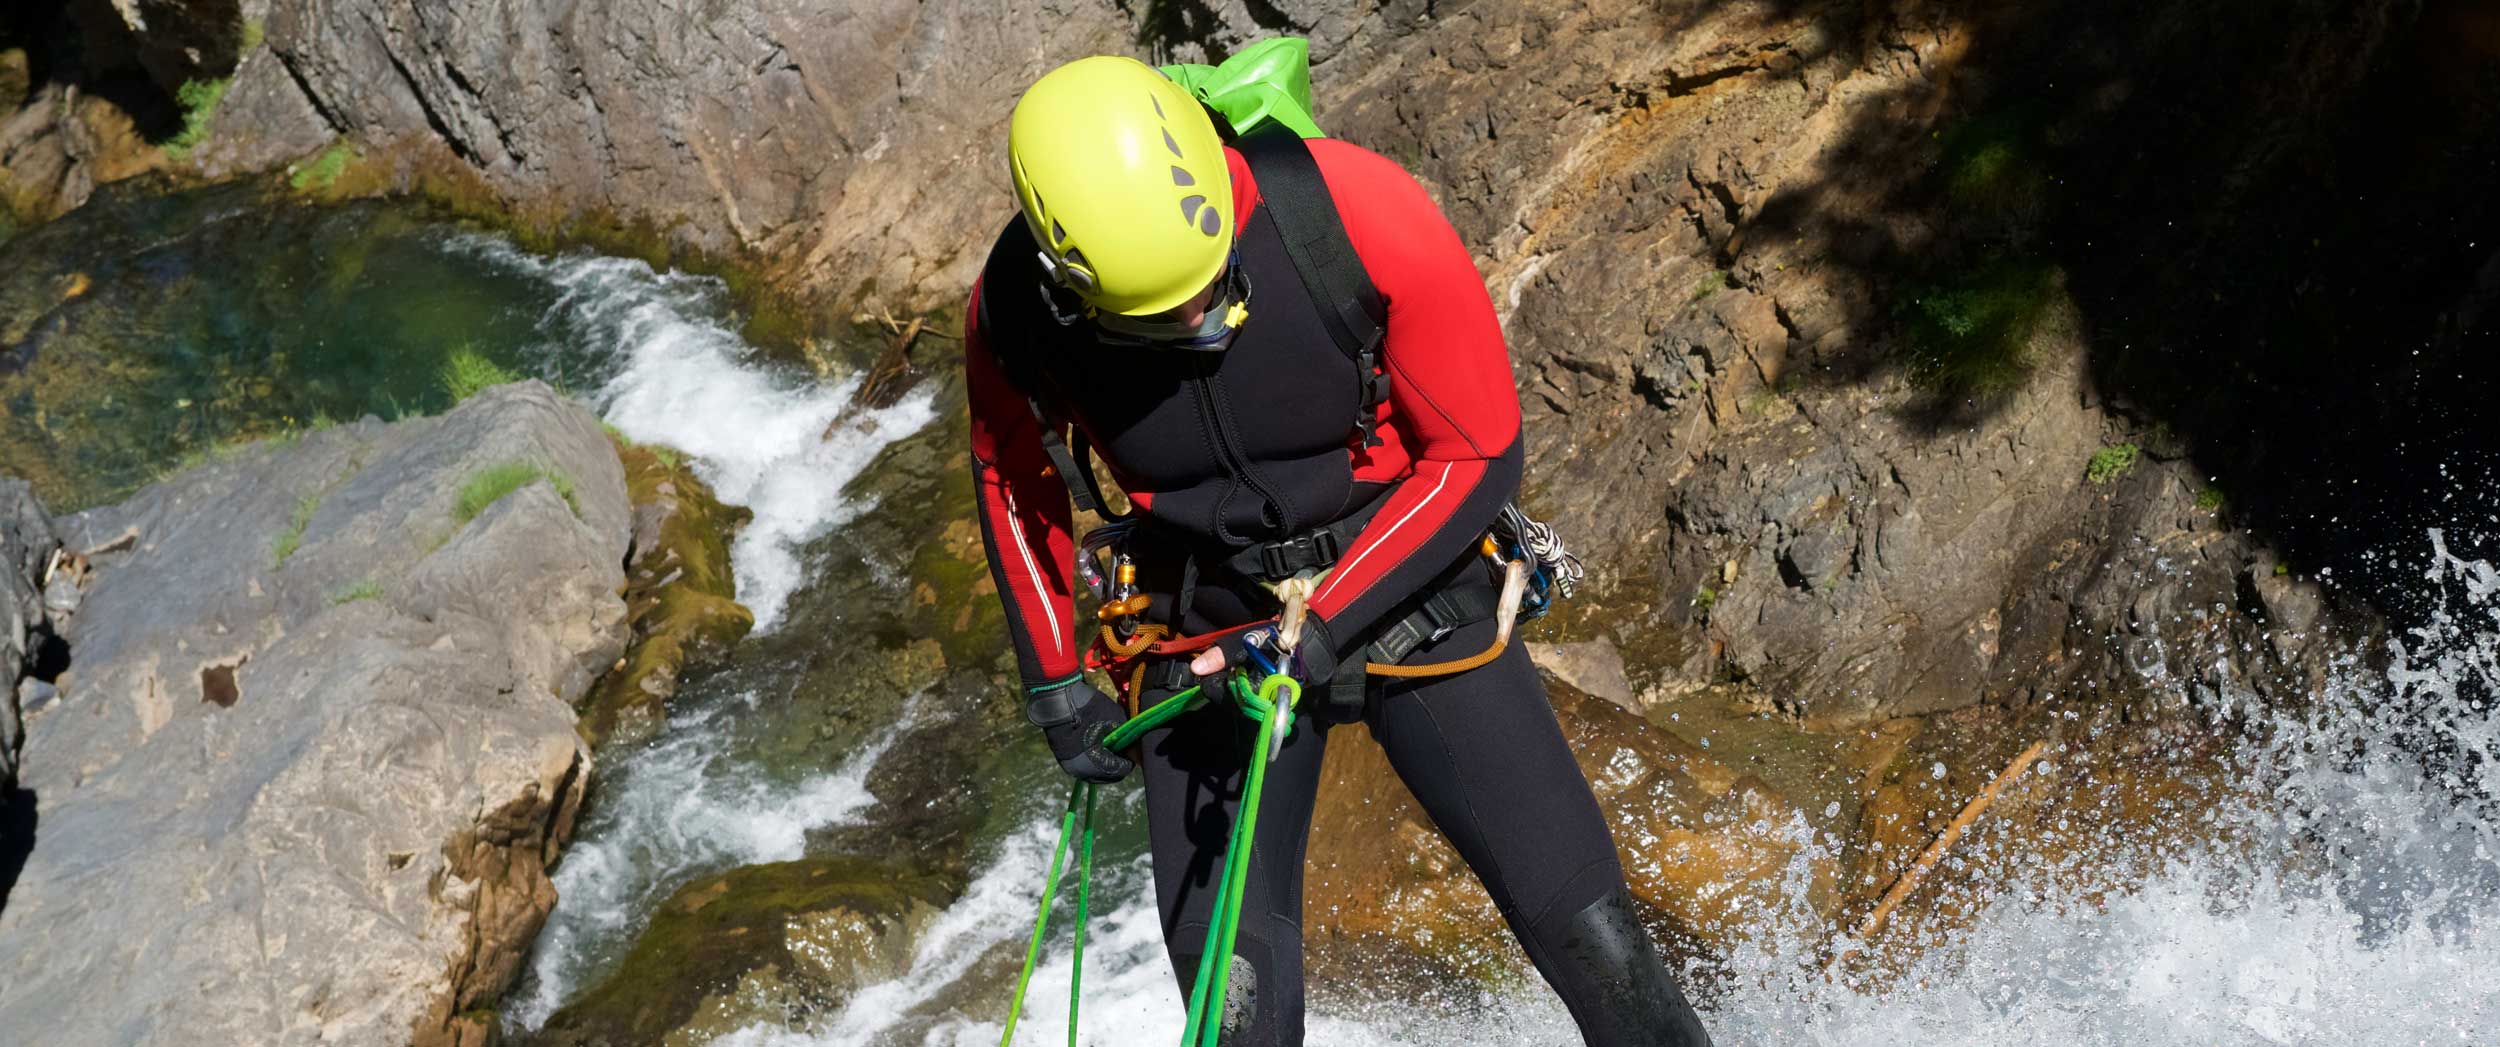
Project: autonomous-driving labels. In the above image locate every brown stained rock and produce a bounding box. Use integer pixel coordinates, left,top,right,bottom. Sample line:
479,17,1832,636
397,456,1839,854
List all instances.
574,439,754,749
413,752,588,1047
1304,679,1835,998
1828,703,2239,982
195,653,243,707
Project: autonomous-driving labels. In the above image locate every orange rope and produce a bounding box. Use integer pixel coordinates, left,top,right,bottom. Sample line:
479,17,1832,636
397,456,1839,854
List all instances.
1363,638,1507,677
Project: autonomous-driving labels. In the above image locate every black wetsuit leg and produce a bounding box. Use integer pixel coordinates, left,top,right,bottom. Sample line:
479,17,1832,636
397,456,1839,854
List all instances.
1366,612,1713,1047
1139,695,1333,1047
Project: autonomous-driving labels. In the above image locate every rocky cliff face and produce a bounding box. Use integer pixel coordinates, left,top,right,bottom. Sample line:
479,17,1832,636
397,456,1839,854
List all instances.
0,382,630,1047
58,0,2468,723
5,0,2493,1033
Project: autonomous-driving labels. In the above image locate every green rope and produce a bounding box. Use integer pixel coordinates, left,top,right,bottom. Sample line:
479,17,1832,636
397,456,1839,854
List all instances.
1001,782,1084,1047
1187,673,1298,1045
1070,784,1097,1046
1002,673,1298,1047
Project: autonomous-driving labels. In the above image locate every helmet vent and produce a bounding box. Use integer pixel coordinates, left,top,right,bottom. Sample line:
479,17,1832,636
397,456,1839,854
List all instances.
1051,220,1068,247
1161,128,1183,158
1200,209,1221,236
1170,165,1195,187
1151,93,1166,118
1180,195,1207,226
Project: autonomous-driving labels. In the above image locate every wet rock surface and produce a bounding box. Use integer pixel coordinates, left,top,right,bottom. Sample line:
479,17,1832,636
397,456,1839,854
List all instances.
1304,678,1835,997
528,857,946,1047
576,440,754,749
0,382,630,1047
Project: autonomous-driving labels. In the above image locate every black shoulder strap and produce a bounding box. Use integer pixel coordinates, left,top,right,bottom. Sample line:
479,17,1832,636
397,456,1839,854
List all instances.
980,269,1119,519
1234,124,1391,447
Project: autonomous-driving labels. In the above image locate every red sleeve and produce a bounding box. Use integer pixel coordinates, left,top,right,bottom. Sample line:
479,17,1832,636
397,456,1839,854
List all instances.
966,276,1084,685
1261,139,1524,649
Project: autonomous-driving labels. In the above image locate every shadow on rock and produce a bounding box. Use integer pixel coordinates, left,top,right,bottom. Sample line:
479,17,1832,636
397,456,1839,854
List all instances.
1738,0,2500,615
0,788,30,914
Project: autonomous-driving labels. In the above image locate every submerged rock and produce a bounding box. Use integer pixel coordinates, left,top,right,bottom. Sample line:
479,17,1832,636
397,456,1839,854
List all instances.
1827,704,2237,981
0,382,630,1047
528,857,945,1047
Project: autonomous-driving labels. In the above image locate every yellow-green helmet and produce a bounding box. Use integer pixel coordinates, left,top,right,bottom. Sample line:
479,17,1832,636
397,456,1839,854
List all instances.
1010,56,1235,317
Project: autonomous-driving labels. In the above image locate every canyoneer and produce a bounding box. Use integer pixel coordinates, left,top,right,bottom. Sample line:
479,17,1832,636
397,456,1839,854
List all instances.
967,39,1714,1047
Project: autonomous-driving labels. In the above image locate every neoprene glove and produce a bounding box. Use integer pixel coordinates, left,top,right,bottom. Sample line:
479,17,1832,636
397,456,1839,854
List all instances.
1025,677,1135,784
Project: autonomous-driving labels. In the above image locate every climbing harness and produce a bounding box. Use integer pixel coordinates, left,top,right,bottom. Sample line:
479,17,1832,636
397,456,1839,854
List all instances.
1004,507,1578,1046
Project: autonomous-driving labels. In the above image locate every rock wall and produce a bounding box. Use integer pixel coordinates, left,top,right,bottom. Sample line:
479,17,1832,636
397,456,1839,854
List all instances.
15,0,2491,720
0,382,630,1047
153,0,2432,722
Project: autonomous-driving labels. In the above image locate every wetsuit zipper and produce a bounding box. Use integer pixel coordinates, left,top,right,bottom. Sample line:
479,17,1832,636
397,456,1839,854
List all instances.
1190,362,1296,542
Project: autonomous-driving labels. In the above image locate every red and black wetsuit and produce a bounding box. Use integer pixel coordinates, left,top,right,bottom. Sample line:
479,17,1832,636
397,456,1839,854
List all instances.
969,137,1523,686
967,137,1710,1047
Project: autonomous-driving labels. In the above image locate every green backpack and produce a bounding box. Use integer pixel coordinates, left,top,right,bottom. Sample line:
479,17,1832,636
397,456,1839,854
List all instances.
1161,36,1327,139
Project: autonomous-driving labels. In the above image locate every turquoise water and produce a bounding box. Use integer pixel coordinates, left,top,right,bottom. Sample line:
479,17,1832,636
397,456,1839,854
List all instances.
0,179,682,509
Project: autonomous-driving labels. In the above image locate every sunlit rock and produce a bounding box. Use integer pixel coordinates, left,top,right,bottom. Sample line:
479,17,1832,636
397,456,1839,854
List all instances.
0,382,629,1047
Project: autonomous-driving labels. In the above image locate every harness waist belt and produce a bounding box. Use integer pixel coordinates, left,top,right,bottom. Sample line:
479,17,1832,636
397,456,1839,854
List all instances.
1364,584,1506,666
1130,580,1504,701
1219,487,1392,581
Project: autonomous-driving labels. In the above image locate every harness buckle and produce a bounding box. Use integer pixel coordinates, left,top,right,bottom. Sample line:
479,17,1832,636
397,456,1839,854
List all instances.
1255,528,1344,579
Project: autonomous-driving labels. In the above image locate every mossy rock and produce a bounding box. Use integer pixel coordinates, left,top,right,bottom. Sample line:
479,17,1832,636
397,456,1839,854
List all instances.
576,439,755,748
527,857,947,1047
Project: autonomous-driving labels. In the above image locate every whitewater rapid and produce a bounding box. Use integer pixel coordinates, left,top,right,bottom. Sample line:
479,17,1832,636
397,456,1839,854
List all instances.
455,235,937,631
438,237,939,1028
458,235,2499,1046
717,533,2500,1047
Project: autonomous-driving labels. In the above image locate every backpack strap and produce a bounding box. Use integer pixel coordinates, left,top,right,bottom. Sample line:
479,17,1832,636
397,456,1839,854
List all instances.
981,277,1121,519
1233,124,1391,448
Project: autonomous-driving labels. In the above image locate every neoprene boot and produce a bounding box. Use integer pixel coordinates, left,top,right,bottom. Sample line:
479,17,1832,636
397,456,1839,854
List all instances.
1539,885,1714,1047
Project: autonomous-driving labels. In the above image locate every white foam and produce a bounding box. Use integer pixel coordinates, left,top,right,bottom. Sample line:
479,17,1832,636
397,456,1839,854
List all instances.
506,696,918,1031
455,237,938,630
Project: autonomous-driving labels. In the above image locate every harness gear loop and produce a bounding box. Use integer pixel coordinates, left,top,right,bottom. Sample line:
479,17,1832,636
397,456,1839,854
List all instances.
1365,558,1527,678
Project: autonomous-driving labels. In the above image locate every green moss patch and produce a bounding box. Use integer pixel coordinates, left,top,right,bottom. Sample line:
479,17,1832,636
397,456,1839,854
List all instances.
2086,443,2140,485
1898,258,2059,397
438,344,522,404
164,77,232,159
271,491,321,568
1939,108,2052,218
289,141,358,194
453,460,579,525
